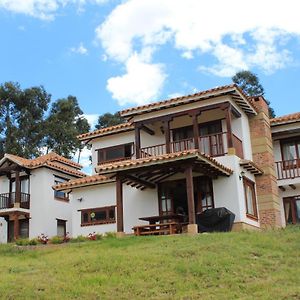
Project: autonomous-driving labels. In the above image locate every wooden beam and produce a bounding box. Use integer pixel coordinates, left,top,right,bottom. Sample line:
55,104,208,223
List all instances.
15,171,21,204
231,105,241,118
289,184,296,190
13,214,19,241
185,165,196,224
191,112,200,149
223,104,233,148
279,186,286,192
135,125,141,159
141,125,155,136
116,175,124,232
163,119,171,153
126,175,156,189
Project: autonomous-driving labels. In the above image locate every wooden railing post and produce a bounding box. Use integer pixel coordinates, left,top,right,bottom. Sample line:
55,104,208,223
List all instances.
116,175,124,233
163,118,171,153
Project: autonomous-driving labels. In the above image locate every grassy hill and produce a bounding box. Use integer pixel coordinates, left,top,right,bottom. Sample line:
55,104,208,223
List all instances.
0,227,299,299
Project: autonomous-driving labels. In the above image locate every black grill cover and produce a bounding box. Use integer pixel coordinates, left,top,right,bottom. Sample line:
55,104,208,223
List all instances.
197,207,235,233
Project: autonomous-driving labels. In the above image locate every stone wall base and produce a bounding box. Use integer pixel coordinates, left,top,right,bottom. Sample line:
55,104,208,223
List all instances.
187,224,198,235
232,222,261,232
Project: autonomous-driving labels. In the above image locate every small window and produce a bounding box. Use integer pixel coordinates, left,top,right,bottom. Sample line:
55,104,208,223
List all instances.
80,206,116,226
97,143,133,164
243,177,258,219
54,176,69,201
57,219,66,237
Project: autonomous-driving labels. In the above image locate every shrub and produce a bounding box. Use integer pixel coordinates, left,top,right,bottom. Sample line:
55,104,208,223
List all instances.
69,235,87,243
105,232,116,239
50,236,64,244
28,239,38,246
16,239,30,246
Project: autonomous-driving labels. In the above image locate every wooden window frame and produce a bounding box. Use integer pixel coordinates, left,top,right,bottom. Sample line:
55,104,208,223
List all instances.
243,177,258,220
79,205,116,226
280,137,300,168
283,195,300,225
54,175,69,202
96,143,134,164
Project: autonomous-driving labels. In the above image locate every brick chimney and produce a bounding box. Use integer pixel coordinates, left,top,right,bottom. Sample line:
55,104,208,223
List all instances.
249,97,283,228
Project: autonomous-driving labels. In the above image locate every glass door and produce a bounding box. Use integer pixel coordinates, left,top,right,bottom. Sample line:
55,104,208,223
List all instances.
284,196,300,224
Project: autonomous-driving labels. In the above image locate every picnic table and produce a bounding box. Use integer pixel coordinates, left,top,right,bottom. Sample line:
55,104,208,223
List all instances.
132,214,187,236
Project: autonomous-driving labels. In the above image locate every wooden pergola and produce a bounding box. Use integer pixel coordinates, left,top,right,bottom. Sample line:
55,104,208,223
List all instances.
96,150,233,234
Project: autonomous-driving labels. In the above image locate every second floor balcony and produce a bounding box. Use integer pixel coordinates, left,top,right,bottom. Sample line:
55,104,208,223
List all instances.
139,132,244,159
0,192,30,210
275,159,300,181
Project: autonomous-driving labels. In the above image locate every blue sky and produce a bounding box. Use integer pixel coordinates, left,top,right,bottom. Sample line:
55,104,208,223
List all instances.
1,0,300,169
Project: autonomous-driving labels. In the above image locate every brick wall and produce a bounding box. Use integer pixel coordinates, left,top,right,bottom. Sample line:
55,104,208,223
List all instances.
249,97,283,228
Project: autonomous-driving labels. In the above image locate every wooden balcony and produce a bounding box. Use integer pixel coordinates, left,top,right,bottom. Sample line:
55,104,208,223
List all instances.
140,132,243,159
0,192,30,210
276,159,300,180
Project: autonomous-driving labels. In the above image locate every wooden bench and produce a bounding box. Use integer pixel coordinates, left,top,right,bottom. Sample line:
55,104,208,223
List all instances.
133,222,179,236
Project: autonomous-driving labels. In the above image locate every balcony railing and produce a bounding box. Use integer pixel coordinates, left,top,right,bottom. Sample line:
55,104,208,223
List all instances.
0,192,30,210
275,159,300,180
140,132,236,158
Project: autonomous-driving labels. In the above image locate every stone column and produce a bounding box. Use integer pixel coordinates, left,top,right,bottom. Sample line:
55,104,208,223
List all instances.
249,96,283,228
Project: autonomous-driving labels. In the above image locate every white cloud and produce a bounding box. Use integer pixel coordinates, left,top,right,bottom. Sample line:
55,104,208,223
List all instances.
107,52,166,106
0,0,108,20
83,114,99,128
70,42,88,55
97,0,300,105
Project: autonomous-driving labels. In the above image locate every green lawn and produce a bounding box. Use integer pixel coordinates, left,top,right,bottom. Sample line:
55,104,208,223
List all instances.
0,227,300,299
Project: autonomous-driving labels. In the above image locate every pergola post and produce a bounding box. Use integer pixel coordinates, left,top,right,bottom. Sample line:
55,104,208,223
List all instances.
13,213,19,241
135,125,141,159
163,119,171,153
116,175,124,236
191,112,200,150
225,104,234,149
185,166,198,234
15,170,21,207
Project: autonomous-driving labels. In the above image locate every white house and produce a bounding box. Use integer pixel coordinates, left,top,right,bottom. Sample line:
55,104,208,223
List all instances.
0,152,85,243
54,84,285,237
271,112,300,225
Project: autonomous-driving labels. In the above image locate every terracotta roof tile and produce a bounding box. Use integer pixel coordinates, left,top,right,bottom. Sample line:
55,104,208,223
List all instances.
53,174,111,191
96,150,233,176
119,84,257,117
3,152,85,178
270,112,300,126
78,122,134,141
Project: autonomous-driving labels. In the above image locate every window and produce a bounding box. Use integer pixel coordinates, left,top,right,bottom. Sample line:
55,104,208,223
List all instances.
283,196,300,225
97,143,133,164
57,219,66,237
243,177,258,219
80,206,116,226
281,138,300,163
54,176,69,201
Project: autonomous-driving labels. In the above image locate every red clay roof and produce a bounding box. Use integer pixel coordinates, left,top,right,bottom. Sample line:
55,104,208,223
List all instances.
96,150,233,176
2,152,85,178
78,122,134,142
119,84,257,117
53,174,112,191
270,112,300,126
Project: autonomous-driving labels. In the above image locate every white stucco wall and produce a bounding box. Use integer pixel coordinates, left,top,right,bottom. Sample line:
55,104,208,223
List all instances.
28,168,76,238
71,182,159,237
214,155,260,227
91,131,135,174
0,217,7,243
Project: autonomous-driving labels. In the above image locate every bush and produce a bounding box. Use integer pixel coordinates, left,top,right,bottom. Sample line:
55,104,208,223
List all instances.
16,238,38,246
105,232,116,239
69,235,87,243
28,239,38,246
16,239,29,246
50,236,64,244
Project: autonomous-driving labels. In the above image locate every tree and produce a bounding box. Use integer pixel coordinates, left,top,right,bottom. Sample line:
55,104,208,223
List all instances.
0,82,50,158
44,96,90,159
95,112,125,129
232,70,275,118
